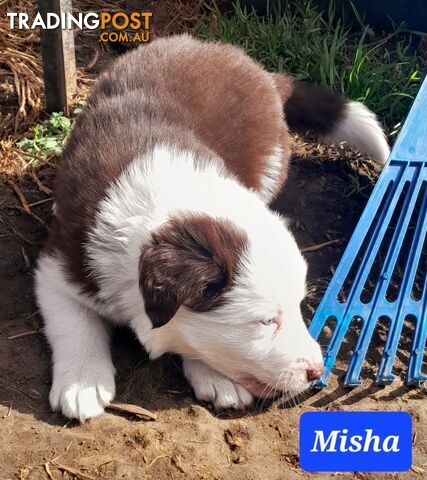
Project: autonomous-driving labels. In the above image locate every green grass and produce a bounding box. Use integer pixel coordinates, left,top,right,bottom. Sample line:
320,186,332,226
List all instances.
17,111,72,164
197,1,424,134
345,172,370,197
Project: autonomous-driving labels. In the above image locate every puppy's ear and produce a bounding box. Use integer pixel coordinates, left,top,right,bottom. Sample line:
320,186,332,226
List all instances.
139,215,247,328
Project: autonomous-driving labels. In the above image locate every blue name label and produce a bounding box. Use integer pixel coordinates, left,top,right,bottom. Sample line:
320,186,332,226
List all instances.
300,411,412,472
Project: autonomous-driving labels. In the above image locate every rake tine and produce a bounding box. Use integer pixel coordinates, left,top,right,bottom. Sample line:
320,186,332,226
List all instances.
378,180,426,384
346,164,426,386
406,276,427,385
318,313,354,387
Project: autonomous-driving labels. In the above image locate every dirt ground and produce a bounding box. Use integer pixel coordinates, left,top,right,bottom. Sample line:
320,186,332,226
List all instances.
0,142,426,479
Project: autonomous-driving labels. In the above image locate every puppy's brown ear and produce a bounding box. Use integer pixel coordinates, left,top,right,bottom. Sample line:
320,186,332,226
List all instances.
139,215,247,328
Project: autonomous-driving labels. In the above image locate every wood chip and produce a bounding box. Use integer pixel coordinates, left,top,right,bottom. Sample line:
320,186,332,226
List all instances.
301,239,340,253
106,402,157,420
1,401,12,418
224,429,243,449
30,388,41,398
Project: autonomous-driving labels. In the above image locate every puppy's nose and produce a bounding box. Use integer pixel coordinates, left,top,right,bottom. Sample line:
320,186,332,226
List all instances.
306,363,325,382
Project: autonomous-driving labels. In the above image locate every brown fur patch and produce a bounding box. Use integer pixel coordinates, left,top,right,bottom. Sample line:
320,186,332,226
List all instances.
90,35,291,191
271,72,293,105
139,215,248,328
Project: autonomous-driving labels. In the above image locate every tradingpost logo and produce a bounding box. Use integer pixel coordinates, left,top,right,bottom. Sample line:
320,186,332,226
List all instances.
6,11,153,43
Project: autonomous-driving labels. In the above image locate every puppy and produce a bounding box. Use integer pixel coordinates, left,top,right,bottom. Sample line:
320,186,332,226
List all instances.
35,35,389,421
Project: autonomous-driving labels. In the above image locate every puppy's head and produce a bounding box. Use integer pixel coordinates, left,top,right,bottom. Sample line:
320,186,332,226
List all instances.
139,212,323,399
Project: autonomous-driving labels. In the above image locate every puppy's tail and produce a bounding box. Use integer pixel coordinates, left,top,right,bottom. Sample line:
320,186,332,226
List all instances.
275,75,390,164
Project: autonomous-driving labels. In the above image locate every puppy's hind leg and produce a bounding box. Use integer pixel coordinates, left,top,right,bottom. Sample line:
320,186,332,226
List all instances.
35,254,116,422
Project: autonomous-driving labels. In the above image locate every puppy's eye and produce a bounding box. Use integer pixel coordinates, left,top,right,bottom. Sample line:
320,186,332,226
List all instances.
261,318,275,326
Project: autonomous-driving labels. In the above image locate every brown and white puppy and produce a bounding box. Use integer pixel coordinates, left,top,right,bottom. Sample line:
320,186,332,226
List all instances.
35,35,389,422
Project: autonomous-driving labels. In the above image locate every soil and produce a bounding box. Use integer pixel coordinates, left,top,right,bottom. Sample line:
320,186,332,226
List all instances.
0,142,425,480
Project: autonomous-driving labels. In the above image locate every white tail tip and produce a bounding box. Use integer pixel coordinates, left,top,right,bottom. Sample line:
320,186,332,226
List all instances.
323,101,390,165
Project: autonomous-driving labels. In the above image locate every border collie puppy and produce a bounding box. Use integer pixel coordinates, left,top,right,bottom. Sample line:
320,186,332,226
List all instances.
35,35,389,422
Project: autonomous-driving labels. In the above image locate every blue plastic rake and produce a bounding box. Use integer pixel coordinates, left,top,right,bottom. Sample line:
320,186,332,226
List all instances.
309,78,427,388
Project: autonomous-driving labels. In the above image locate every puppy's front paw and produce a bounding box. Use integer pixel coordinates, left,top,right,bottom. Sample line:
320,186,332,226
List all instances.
183,359,253,410
50,367,116,423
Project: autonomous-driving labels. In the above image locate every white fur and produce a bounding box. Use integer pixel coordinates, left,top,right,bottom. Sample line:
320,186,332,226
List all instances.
322,100,390,164
35,144,322,420
35,256,116,422
258,144,284,202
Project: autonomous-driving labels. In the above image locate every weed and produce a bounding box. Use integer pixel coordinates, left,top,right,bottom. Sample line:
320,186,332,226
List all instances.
17,112,71,164
345,172,370,197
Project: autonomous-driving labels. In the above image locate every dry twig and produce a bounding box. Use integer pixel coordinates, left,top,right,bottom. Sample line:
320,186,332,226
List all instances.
8,180,30,213
7,330,39,340
51,462,95,480
27,197,53,208
31,170,52,194
145,455,170,470
21,245,30,268
44,462,54,480
301,239,340,253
